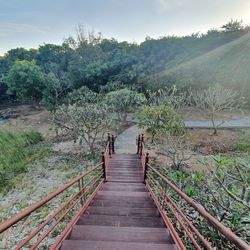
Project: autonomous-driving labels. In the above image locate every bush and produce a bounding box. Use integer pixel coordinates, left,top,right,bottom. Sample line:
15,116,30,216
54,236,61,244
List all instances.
136,105,184,141
0,129,44,192
154,155,250,248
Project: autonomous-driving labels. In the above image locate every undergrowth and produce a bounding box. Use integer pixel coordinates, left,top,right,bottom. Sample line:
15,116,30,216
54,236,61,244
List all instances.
234,129,250,153
0,129,50,192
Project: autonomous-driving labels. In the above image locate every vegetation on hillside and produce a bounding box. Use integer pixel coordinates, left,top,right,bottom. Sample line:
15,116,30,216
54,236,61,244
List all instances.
0,129,50,192
158,32,250,103
0,20,250,107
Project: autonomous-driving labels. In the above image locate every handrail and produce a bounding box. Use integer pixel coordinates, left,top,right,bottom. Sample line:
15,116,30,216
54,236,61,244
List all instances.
137,134,249,250
0,163,102,234
0,134,115,249
147,165,249,250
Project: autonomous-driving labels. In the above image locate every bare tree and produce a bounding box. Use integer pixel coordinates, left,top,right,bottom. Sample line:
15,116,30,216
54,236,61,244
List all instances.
191,85,242,135
53,104,112,152
158,134,192,170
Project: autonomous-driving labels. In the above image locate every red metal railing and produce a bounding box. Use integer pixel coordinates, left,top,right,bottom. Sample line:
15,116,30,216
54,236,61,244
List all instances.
0,135,114,249
137,134,249,250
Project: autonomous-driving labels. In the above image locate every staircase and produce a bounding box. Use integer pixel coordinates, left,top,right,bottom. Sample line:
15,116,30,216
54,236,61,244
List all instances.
60,154,177,250
1,134,248,249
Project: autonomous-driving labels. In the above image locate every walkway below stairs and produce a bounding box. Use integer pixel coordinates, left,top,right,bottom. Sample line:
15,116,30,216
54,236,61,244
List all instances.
60,154,177,250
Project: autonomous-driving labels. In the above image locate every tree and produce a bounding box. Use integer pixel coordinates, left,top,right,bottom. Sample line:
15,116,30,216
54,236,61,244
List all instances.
198,156,250,246
53,104,112,152
159,134,192,170
42,72,70,111
146,85,187,111
104,88,145,121
66,85,101,105
5,60,45,101
136,105,184,142
221,19,244,32
191,85,242,135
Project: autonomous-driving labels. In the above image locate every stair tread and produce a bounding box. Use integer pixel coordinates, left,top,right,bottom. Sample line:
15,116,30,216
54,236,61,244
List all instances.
61,240,177,250
86,206,159,216
77,214,165,227
60,153,175,249
91,199,156,208
94,195,152,202
70,225,172,243
97,191,148,197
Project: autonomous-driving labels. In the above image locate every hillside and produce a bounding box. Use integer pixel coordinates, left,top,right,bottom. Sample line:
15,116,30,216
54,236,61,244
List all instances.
159,32,250,101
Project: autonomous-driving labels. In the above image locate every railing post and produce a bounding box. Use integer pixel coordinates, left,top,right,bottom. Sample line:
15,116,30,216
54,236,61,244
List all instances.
78,179,84,206
144,153,149,183
108,133,112,158
140,134,144,158
111,134,115,154
136,135,141,155
102,152,106,181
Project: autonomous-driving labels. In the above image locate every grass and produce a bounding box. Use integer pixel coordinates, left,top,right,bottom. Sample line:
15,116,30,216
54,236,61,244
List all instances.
0,129,51,192
234,129,250,153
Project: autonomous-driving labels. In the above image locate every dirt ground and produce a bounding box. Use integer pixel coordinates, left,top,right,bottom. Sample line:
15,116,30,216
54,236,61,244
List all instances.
0,105,134,154
145,128,246,172
0,105,53,137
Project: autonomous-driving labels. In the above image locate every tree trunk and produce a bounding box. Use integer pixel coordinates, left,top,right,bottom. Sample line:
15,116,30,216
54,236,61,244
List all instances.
211,113,217,135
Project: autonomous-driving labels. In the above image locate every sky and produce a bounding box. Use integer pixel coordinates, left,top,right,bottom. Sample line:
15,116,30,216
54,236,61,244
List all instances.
0,0,250,55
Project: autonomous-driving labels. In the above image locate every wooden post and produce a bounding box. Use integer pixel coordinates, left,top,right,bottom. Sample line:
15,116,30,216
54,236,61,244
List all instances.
102,152,106,181
111,135,115,154
140,134,144,158
108,133,112,158
144,153,149,183
136,135,141,155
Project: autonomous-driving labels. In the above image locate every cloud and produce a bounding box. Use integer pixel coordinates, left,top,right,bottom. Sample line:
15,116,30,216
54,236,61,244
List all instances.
0,22,47,38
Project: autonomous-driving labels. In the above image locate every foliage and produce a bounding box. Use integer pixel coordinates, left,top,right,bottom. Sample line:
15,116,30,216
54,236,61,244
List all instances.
0,129,47,192
155,155,250,248
136,105,184,141
234,129,250,154
104,88,146,121
146,85,187,111
66,85,101,105
190,85,242,135
1,20,250,105
42,72,70,111
5,60,46,101
53,103,112,152
221,19,244,32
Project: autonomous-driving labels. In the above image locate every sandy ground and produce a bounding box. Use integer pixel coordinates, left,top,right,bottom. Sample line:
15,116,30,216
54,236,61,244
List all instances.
0,105,53,138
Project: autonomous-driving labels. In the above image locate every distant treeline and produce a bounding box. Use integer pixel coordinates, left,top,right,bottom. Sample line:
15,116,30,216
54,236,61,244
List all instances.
0,19,249,109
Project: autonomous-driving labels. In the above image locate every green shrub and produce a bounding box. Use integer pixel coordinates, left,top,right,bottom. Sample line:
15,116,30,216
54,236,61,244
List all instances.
234,129,250,153
0,129,46,192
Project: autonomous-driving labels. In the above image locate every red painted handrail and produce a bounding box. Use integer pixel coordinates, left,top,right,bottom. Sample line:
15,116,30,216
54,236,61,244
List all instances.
0,163,102,234
0,136,113,249
137,134,249,250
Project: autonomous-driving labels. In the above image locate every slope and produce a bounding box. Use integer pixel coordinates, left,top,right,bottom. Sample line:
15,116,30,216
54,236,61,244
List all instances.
158,32,250,101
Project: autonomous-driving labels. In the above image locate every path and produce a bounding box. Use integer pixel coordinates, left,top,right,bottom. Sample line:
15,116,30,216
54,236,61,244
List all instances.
114,117,250,154
185,118,250,128
115,125,143,154
61,154,176,250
